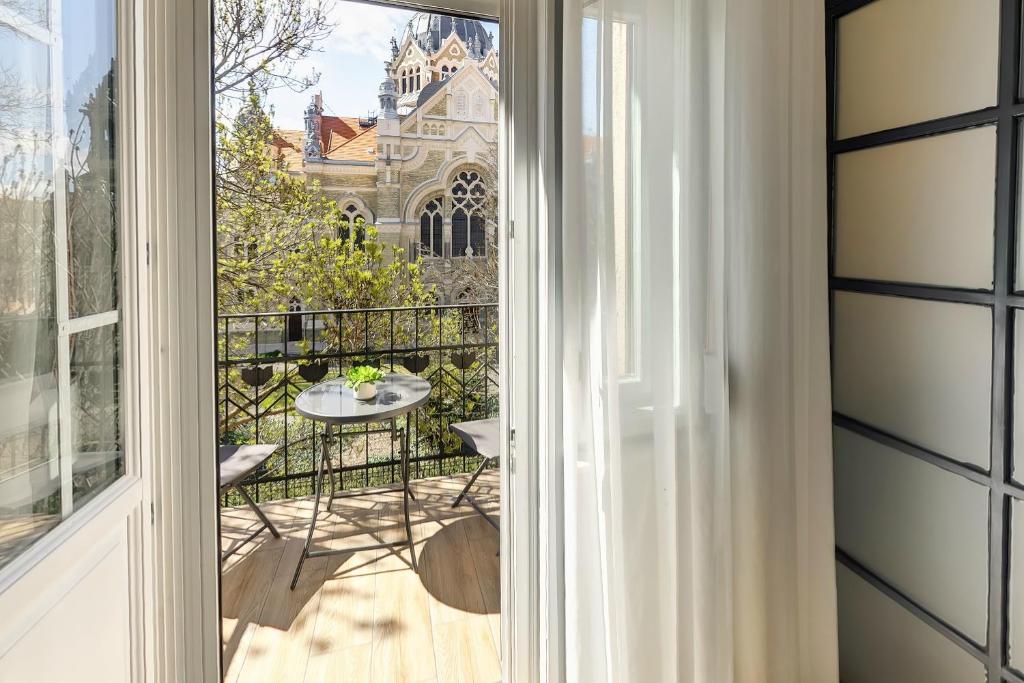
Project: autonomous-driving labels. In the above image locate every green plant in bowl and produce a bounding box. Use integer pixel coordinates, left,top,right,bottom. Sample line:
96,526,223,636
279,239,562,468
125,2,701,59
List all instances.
346,365,386,400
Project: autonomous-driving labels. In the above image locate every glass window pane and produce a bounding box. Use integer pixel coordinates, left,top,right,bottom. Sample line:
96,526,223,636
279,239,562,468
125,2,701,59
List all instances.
835,127,995,289
0,24,60,571
834,427,989,642
63,0,118,319
837,564,986,683
832,292,992,468
1009,498,1024,668
1013,313,1024,482
1014,122,1024,291
0,2,49,30
70,323,122,507
836,0,998,138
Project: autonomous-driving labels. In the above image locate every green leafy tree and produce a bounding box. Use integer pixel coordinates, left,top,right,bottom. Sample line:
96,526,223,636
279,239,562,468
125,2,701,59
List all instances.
216,88,434,332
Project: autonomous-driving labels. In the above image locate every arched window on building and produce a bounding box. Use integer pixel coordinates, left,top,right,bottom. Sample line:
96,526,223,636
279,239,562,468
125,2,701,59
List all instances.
419,197,443,257
452,208,468,257
441,65,450,79
416,67,421,90
400,70,407,93
470,213,485,255
340,204,365,248
451,169,487,257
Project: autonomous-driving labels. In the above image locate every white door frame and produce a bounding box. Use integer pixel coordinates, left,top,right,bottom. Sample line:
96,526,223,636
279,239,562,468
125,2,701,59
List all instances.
0,0,149,679
136,0,557,681
136,0,220,680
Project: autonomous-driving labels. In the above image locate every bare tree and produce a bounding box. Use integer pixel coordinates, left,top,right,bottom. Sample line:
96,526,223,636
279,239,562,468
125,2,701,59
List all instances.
0,66,48,142
214,0,336,101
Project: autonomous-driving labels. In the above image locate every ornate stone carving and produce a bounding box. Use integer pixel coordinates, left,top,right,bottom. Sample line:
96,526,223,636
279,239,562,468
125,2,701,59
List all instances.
303,94,323,160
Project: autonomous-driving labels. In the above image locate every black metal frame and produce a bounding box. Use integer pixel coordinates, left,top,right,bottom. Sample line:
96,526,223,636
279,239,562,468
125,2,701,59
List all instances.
217,303,499,504
826,1,1024,680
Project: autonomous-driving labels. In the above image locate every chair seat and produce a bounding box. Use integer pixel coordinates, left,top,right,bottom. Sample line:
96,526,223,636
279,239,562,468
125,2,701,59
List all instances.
449,418,499,460
219,444,279,488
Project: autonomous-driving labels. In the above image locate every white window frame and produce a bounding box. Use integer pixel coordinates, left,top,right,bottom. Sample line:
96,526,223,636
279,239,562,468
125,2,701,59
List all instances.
137,0,554,681
0,0,149,678
0,0,142,592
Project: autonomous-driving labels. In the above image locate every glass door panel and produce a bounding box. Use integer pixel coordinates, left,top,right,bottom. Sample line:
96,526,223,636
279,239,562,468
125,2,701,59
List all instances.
0,0,122,572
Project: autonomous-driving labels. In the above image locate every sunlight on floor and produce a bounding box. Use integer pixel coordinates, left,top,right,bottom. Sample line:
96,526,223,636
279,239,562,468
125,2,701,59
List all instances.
221,471,500,683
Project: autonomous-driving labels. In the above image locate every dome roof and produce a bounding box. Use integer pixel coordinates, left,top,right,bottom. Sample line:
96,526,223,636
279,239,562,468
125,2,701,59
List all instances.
403,13,494,58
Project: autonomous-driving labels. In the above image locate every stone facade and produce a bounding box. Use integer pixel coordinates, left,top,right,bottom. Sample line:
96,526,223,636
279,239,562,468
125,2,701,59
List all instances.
271,12,499,291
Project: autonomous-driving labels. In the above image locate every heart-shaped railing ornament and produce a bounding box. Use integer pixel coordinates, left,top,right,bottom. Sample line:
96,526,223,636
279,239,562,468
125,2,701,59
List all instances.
450,351,477,369
240,365,274,388
297,361,329,382
403,354,430,373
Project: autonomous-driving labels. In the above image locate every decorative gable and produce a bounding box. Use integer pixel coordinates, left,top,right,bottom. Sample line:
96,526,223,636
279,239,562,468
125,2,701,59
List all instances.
480,50,499,80
433,31,468,71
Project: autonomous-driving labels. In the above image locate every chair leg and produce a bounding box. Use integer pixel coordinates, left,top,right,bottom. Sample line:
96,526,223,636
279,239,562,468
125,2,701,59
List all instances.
452,457,492,508
233,483,280,538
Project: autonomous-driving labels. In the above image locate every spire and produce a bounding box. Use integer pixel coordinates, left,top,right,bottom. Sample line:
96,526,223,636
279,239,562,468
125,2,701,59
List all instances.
429,14,440,51
390,36,399,60
378,63,398,119
303,93,323,160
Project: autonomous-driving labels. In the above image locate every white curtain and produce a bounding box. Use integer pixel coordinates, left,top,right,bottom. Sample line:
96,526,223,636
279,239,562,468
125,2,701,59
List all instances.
558,0,838,680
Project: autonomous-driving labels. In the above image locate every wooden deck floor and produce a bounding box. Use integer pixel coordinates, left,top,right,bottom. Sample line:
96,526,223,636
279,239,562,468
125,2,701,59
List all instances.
220,471,500,683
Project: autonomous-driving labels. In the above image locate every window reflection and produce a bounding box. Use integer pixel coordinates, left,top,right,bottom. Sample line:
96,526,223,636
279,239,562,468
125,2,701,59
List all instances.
70,324,122,507
64,0,118,318
0,22,60,569
0,0,123,571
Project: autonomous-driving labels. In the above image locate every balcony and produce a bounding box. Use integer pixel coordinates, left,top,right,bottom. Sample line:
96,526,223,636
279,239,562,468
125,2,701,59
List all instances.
217,304,500,682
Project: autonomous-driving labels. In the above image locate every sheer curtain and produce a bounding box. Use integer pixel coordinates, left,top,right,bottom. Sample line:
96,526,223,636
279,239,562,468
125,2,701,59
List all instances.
558,0,838,680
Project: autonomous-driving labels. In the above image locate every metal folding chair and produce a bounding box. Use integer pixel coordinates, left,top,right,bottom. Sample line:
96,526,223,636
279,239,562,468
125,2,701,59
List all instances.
219,444,282,560
449,418,499,531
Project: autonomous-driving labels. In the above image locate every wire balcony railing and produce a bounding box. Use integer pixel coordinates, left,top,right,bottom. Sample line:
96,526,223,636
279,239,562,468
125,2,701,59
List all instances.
217,303,498,505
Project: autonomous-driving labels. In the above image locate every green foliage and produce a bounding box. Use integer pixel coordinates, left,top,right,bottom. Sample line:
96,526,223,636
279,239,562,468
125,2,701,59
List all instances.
344,365,385,389
216,87,435,327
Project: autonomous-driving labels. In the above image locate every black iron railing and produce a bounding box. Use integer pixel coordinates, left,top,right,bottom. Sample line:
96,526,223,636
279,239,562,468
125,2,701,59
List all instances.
217,303,498,504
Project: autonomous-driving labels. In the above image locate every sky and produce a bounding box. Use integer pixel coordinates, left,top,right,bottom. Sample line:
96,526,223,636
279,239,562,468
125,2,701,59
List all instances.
265,0,499,131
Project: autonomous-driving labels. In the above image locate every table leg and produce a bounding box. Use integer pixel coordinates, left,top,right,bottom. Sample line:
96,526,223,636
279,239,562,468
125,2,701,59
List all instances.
325,425,337,510
401,415,418,572
291,428,329,590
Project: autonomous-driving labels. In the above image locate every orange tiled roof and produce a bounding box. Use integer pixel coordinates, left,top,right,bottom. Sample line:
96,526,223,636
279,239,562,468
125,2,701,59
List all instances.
270,129,305,169
321,115,362,150
327,125,378,162
270,116,378,168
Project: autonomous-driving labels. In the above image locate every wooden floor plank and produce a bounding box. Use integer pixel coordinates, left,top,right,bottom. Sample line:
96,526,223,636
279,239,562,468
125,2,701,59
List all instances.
432,616,502,683
304,643,373,683
223,472,500,683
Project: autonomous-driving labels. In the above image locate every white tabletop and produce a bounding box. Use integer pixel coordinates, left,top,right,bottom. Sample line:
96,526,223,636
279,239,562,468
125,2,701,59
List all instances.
294,374,431,424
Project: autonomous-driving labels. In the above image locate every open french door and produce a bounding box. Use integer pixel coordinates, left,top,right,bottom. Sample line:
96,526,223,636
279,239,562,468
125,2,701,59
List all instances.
0,0,147,679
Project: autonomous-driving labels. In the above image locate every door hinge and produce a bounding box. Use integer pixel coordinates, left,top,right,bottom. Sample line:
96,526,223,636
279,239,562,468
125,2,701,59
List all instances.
150,501,155,526
509,219,515,240
145,241,151,266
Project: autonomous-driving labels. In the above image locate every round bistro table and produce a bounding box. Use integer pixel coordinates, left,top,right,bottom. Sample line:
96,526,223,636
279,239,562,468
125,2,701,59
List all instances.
290,373,431,589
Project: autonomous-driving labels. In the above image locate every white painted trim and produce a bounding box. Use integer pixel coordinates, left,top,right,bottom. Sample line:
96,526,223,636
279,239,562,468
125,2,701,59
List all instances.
61,310,121,335
500,0,557,679
136,0,220,680
0,475,141,597
0,516,125,658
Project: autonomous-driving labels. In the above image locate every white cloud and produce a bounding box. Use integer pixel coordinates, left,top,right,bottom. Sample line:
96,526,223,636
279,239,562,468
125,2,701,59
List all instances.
323,1,413,61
